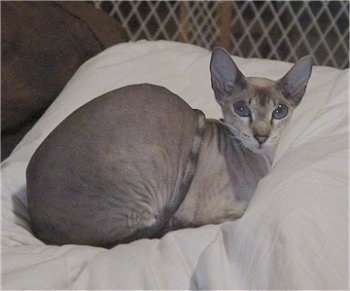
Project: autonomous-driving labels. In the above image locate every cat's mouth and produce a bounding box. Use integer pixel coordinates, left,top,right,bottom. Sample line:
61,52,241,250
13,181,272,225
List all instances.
252,143,268,153
240,138,277,154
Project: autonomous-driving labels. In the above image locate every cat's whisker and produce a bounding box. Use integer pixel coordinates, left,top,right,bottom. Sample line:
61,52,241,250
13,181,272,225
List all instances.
218,120,242,137
219,120,254,147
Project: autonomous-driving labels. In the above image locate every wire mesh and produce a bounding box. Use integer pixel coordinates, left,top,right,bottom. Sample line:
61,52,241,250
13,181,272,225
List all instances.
92,1,349,69
228,1,349,68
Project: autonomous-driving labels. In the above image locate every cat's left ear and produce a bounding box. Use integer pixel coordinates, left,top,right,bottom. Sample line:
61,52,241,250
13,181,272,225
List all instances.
276,56,313,106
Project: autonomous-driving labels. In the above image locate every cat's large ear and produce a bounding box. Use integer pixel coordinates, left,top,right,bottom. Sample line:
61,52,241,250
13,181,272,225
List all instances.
276,56,313,106
210,47,247,104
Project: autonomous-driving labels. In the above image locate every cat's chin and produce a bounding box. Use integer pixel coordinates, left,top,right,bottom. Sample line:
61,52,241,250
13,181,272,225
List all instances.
250,147,268,154
245,143,277,155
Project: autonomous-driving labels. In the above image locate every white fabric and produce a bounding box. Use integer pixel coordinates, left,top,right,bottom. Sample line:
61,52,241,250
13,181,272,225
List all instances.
1,40,348,289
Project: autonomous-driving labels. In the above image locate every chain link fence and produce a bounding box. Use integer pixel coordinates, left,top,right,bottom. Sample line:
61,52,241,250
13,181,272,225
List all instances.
92,1,349,69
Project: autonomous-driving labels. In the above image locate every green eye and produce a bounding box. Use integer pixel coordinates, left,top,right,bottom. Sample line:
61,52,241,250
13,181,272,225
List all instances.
272,104,289,119
233,101,251,117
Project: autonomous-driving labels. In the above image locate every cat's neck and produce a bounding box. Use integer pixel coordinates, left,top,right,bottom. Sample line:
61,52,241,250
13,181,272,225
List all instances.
207,120,274,195
171,120,274,229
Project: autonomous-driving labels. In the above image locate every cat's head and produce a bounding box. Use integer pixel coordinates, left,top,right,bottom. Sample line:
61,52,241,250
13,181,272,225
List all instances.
210,47,312,153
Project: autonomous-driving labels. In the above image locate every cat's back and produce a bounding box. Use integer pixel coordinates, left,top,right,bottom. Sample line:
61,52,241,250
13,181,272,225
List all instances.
26,84,202,247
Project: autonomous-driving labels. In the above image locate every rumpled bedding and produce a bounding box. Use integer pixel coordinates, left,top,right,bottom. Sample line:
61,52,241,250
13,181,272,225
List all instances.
1,40,348,290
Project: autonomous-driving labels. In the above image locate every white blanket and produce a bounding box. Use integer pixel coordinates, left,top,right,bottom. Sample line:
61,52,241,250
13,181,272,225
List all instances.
2,41,348,290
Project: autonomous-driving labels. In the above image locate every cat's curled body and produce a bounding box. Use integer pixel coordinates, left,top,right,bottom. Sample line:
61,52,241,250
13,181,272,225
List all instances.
27,48,312,248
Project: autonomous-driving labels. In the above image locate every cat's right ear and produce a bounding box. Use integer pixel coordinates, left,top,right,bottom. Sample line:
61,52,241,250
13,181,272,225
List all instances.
210,47,247,104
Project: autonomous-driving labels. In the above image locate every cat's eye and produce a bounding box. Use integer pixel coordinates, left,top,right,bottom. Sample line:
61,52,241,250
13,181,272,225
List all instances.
233,101,251,117
272,104,289,119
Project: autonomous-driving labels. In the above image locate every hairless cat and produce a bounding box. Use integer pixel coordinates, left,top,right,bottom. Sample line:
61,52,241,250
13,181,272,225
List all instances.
27,48,312,248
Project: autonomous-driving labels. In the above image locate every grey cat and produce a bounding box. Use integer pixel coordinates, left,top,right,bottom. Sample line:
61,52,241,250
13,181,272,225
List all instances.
26,48,312,248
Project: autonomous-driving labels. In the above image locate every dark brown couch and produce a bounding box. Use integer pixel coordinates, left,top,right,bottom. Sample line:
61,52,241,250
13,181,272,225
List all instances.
1,1,127,160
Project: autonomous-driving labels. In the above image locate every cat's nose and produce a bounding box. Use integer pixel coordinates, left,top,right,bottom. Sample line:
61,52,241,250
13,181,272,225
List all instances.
254,135,268,145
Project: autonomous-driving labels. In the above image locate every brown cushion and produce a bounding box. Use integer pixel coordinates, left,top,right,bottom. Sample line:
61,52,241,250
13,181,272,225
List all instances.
1,1,127,160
